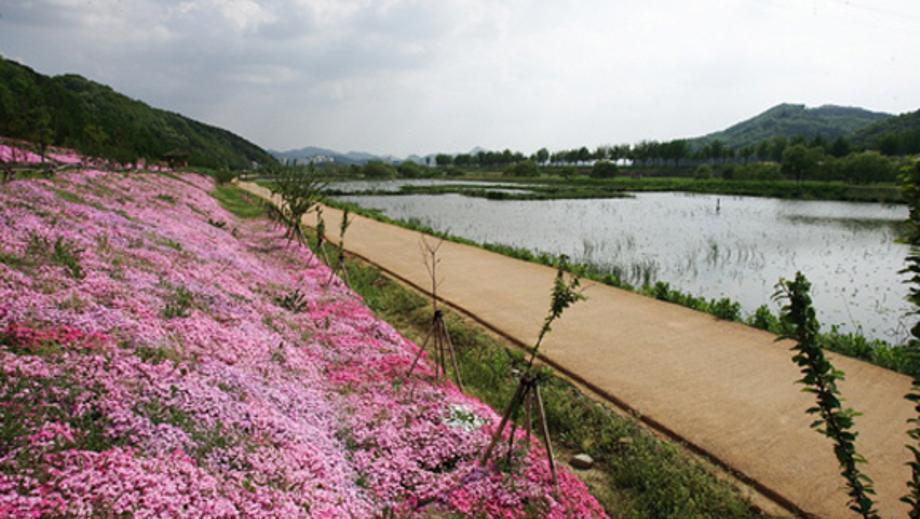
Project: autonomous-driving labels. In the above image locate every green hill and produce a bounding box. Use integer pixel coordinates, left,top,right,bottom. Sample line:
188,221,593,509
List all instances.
0,56,275,169
851,108,920,155
689,103,891,150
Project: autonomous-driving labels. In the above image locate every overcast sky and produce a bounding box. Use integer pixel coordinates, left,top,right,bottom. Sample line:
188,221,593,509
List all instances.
2,0,919,156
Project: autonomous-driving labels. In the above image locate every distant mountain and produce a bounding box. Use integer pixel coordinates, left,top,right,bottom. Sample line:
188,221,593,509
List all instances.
0,56,275,169
270,146,399,166
850,108,920,153
274,145,488,166
689,103,892,149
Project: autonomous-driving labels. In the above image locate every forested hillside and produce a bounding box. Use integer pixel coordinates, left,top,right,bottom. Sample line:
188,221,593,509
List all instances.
0,56,274,169
851,108,920,155
689,103,891,150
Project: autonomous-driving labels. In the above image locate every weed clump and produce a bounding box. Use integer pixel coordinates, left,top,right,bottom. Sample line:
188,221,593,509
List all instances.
25,233,85,279
274,289,307,313
162,285,194,319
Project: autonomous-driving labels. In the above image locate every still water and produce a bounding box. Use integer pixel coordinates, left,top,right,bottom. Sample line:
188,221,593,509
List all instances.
339,191,911,343
327,179,523,193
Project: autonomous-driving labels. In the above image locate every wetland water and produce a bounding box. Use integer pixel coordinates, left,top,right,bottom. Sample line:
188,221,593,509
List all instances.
337,190,911,343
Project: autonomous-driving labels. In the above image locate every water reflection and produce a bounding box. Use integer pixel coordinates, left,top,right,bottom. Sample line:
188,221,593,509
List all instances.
339,190,911,343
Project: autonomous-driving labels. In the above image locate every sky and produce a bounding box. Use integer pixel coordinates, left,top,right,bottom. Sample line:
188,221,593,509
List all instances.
1,0,919,157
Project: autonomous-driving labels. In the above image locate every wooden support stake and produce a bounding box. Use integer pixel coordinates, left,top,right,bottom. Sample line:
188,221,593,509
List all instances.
405,310,464,390
481,382,527,464
481,373,557,489
406,324,435,376
525,389,533,443
534,381,558,486
442,318,465,391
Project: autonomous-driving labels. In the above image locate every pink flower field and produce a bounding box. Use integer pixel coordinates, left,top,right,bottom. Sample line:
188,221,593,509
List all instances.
0,146,607,517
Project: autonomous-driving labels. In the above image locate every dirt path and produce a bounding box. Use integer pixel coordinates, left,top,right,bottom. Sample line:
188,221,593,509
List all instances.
240,181,913,518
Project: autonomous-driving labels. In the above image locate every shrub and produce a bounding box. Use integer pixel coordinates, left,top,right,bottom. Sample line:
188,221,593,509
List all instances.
590,160,618,179
652,281,670,300
694,164,713,180
840,151,896,184
396,161,427,178
503,160,538,178
709,297,741,321
748,304,779,331
363,161,397,179
213,169,235,185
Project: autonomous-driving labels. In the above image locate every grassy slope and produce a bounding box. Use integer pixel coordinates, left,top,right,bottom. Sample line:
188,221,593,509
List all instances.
210,184,267,219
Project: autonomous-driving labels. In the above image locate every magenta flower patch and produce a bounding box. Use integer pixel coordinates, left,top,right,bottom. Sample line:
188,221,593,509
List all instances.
0,143,607,518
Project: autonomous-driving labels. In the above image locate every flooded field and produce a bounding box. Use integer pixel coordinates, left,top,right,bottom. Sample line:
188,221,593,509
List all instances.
327,179,524,193
338,190,911,343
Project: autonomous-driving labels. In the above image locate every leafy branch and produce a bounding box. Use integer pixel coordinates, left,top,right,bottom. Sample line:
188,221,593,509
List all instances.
901,161,920,517
526,255,585,368
266,165,325,245
775,272,879,519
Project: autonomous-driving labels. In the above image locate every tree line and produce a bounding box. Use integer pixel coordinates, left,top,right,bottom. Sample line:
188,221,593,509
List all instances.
417,130,916,184
430,131,913,169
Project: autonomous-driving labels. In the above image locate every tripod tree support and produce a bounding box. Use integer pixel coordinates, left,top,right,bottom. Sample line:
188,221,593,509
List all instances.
480,256,584,487
405,309,464,391
404,237,465,391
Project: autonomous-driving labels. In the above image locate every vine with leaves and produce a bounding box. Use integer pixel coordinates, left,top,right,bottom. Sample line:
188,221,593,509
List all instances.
902,161,920,517
775,272,879,518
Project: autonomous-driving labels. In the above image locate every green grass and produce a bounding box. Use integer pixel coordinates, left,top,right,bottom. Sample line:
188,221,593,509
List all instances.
161,285,194,319
21,233,85,279
52,187,87,205
209,184,266,219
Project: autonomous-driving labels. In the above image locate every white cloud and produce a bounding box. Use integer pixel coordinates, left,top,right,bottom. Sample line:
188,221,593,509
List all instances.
1,0,918,155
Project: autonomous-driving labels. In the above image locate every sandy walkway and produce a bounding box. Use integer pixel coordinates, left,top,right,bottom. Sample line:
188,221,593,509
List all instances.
240,181,913,518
